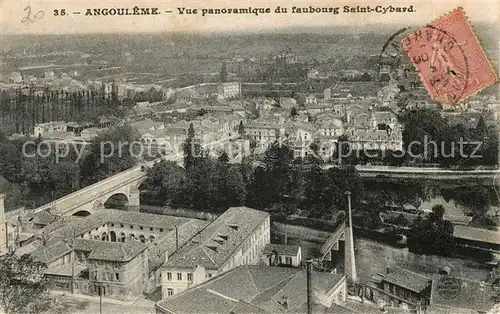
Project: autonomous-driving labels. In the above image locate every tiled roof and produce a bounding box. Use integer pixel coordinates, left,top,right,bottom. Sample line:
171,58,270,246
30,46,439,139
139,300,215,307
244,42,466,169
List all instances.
429,274,496,312
319,119,343,129
86,239,147,262
382,267,431,293
31,240,72,264
453,226,500,245
165,207,269,270
263,244,300,256
129,119,161,131
157,285,268,314
148,219,209,270
29,210,58,226
36,209,196,243
156,265,345,314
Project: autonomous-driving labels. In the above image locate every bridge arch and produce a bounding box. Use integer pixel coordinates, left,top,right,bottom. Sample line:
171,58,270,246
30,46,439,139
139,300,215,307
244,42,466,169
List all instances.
73,210,92,217
103,193,130,210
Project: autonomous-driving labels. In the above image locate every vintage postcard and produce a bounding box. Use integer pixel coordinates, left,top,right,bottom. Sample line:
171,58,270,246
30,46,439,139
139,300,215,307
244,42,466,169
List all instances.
0,0,499,313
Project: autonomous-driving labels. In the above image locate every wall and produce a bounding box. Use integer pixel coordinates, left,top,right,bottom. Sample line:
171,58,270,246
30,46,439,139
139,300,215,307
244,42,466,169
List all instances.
161,266,207,299
87,250,148,300
160,216,271,299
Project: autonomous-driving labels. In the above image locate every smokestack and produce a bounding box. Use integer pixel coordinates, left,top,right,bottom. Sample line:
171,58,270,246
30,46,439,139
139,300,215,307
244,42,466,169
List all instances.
306,259,313,314
344,191,358,283
0,194,5,223
175,225,179,250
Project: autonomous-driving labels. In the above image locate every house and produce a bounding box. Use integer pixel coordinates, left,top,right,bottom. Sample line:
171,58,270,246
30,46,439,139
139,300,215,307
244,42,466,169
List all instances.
344,128,403,151
27,209,205,301
262,244,302,267
156,265,348,314
366,267,431,309
8,72,22,84
80,128,107,140
129,119,164,135
307,69,320,79
33,121,67,137
317,119,344,138
305,94,318,105
245,121,285,143
66,121,95,134
218,82,241,99
160,207,270,298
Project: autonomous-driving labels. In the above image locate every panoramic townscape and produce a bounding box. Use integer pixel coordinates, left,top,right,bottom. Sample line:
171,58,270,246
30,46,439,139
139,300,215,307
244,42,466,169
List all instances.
0,21,499,314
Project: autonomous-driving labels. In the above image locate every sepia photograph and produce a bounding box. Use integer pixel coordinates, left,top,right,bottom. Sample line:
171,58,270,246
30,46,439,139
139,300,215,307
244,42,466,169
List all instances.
0,0,499,313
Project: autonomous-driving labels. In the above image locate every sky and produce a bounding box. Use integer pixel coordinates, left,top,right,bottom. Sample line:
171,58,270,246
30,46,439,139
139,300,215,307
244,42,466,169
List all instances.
0,0,499,35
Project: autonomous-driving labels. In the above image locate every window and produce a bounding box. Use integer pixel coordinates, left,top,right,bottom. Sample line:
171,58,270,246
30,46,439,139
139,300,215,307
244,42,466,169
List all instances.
167,272,172,281
167,288,174,296
150,227,153,231
208,273,212,278
115,273,120,282
111,223,114,227
160,228,164,232
120,224,124,228
130,225,134,229
140,226,143,230
177,273,182,281
285,257,292,265
187,273,193,282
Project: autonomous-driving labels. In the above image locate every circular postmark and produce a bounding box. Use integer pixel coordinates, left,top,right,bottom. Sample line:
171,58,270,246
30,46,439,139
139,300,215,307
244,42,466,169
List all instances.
401,24,470,105
437,275,461,299
378,24,471,105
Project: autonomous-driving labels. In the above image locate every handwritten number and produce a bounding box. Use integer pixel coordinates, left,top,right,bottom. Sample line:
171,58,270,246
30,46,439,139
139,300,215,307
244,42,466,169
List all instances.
22,5,44,24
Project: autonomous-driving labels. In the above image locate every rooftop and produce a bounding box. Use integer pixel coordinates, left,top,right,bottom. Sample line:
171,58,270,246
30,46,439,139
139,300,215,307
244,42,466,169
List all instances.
35,209,196,244
165,207,269,270
453,225,500,245
382,267,431,293
263,244,301,256
156,265,345,314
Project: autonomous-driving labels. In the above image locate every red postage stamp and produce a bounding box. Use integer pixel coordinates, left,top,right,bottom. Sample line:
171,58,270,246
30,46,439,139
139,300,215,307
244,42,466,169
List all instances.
401,7,498,104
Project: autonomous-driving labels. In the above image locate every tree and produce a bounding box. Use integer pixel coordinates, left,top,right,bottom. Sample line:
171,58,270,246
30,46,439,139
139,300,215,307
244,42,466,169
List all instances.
183,122,201,169
218,151,229,163
144,161,186,206
238,121,245,137
220,61,228,83
431,204,445,221
212,163,247,212
407,208,455,256
360,72,372,81
0,253,53,314
80,126,139,186
290,106,298,118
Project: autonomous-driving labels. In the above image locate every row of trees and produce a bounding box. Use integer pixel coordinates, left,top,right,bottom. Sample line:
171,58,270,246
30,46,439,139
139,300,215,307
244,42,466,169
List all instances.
142,141,364,219
0,88,126,134
399,108,498,166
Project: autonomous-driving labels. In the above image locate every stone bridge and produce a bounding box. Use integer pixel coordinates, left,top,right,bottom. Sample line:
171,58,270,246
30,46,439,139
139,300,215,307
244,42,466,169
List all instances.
34,165,148,216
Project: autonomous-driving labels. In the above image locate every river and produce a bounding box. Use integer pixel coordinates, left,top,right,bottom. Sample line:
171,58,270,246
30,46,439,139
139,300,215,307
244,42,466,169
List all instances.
279,235,492,284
